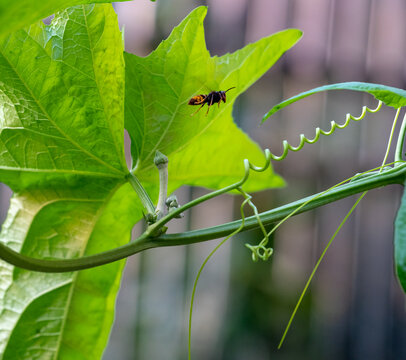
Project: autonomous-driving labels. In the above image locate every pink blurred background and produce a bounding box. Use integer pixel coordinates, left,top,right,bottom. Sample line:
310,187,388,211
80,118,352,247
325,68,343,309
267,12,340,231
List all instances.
99,1,406,359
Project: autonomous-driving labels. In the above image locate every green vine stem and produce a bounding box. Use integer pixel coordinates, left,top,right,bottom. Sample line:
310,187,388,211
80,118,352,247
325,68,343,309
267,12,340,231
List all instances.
158,162,405,245
0,101,403,273
269,101,382,161
0,163,404,272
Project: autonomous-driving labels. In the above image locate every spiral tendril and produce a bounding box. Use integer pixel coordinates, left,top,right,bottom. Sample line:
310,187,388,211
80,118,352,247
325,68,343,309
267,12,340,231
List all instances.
243,101,384,260
269,101,383,161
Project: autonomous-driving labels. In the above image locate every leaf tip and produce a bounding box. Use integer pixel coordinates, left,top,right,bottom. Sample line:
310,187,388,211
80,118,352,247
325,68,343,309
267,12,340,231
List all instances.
261,106,278,123
189,5,208,20
287,28,304,45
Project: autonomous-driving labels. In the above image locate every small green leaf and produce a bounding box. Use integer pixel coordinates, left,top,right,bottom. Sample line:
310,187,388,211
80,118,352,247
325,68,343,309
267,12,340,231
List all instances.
125,6,302,192
263,81,406,122
394,180,406,294
0,0,131,39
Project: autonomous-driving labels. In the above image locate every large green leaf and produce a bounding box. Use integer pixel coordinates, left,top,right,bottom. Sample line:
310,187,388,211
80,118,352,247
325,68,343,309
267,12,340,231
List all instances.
0,5,127,190
0,5,144,359
263,82,406,122
0,4,302,359
0,0,131,39
394,181,406,294
125,6,302,192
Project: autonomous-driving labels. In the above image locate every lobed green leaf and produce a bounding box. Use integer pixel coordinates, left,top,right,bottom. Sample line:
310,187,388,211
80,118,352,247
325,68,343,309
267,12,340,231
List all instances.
0,5,128,190
263,82,406,122
0,5,143,359
125,6,302,192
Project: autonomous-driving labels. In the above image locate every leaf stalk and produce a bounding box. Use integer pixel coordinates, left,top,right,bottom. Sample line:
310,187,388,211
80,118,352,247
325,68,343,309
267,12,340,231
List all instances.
127,172,156,216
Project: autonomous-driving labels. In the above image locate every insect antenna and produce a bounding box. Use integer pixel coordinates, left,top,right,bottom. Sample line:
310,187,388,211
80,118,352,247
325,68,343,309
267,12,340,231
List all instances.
224,87,236,93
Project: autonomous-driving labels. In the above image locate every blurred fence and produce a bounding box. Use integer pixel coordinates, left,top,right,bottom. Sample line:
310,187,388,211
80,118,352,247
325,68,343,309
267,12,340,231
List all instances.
97,0,406,359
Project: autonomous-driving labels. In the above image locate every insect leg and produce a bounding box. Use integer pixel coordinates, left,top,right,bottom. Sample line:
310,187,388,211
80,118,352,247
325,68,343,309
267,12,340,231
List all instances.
206,95,214,116
191,104,205,116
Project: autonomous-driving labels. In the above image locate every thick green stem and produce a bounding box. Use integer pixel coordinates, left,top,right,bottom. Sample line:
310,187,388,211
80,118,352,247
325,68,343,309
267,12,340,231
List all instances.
0,234,151,272
0,163,404,273
156,164,406,245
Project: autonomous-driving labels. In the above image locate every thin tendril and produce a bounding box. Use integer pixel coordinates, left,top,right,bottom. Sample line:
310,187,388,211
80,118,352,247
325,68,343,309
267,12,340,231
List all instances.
278,106,402,348
381,107,401,170
278,192,366,349
243,189,273,261
188,188,261,359
395,111,406,163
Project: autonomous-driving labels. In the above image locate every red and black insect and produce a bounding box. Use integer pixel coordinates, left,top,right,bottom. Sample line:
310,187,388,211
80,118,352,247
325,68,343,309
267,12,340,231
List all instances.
188,87,236,116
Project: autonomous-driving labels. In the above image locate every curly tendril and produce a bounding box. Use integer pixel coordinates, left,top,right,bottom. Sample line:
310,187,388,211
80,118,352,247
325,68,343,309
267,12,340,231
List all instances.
241,189,273,261
269,100,383,161
244,100,385,259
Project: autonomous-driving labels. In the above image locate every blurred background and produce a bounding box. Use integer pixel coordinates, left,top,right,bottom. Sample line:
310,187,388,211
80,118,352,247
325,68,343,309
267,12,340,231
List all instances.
96,0,406,359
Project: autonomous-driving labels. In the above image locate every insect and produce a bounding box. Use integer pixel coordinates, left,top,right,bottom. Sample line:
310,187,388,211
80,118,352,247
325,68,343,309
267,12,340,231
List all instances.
188,87,236,116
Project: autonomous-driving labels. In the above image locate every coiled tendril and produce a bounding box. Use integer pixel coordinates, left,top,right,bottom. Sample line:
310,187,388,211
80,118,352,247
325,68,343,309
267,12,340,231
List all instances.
244,100,384,260
268,100,383,161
